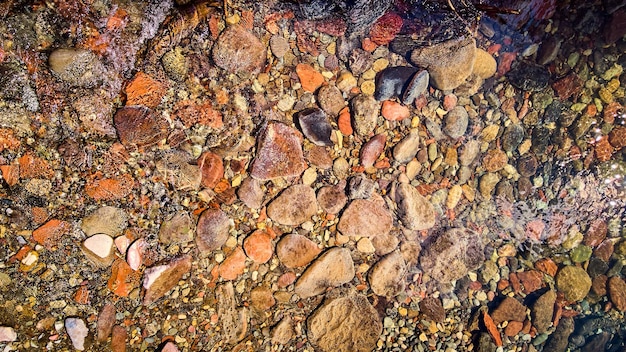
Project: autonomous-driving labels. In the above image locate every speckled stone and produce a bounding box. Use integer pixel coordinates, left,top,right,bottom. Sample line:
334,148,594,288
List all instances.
556,265,591,302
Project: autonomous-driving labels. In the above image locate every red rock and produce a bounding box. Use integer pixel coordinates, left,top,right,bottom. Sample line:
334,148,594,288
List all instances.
361,38,377,52
491,296,527,325
315,18,347,37
483,311,502,347
497,52,517,76
584,219,607,247
243,230,273,263
276,234,321,268
0,164,19,186
594,136,614,162
552,73,582,100
125,72,167,108
212,25,266,74
517,270,543,294
608,276,626,312
360,133,386,167
609,126,626,149
172,100,223,129
526,219,545,242
338,107,353,135
504,321,524,337
113,106,168,149
219,247,247,281
603,102,623,124
534,258,558,277
32,219,71,250
605,9,626,44
250,121,306,181
592,274,608,296
594,239,614,262
369,12,403,45
97,303,116,342
85,174,135,201
108,258,141,297
0,128,20,152
142,255,192,304
381,100,410,121
111,325,127,352
18,153,53,179
443,94,457,111
198,152,224,189
296,63,325,92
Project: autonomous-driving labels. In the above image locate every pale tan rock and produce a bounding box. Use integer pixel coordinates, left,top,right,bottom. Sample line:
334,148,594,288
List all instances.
473,48,497,79
267,184,317,226
216,281,249,344
369,251,407,297
158,212,194,245
295,247,355,298
394,183,435,231
82,234,116,267
142,255,192,305
81,206,128,237
338,198,392,238
271,316,294,345
276,233,321,268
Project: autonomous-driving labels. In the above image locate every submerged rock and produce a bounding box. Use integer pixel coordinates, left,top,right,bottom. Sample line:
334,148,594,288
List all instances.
508,61,550,91
374,66,418,101
250,121,307,181
212,25,265,74
295,247,355,298
297,108,333,146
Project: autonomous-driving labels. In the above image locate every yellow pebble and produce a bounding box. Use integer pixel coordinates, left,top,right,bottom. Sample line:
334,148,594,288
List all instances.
361,80,376,95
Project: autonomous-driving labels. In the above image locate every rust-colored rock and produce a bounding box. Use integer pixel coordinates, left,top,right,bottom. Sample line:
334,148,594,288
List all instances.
482,149,508,172
18,153,53,179
296,63,325,92
250,121,307,181
491,296,527,325
0,128,20,152
369,12,403,46
608,276,626,312
584,219,607,247
198,152,224,189
381,100,410,121
108,258,141,297
219,247,247,281
0,164,19,187
125,72,167,108
608,126,626,149
32,219,71,250
97,303,116,342
111,325,127,352
172,100,223,129
142,255,192,304
85,174,135,201
113,106,168,149
212,25,266,74
243,230,273,263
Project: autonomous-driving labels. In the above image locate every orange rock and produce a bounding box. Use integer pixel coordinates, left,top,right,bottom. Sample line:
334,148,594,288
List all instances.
108,258,140,297
111,325,127,352
361,38,377,52
73,285,90,305
172,100,223,129
277,271,296,288
534,258,558,277
0,128,20,152
243,230,273,263
198,152,224,189
32,219,71,250
338,107,353,135
483,311,502,347
296,64,324,92
219,247,247,281
85,174,134,201
125,72,167,108
0,164,19,186
106,8,128,31
18,153,53,179
31,207,49,225
381,100,410,121
369,12,403,45
504,321,524,337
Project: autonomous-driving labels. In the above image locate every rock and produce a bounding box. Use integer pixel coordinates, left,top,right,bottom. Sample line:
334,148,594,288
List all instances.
336,71,358,93
351,95,380,137
443,106,469,139
608,276,626,312
142,255,192,305
393,129,420,163
508,61,550,92
420,227,484,284
348,48,372,76
381,100,410,121
491,297,527,325
296,63,325,92
347,173,375,200
369,12,403,45
369,251,407,297
155,150,202,191
479,172,500,198
65,317,88,351
269,35,289,58
196,208,231,255
459,139,480,166
338,198,393,238
556,265,592,302
125,71,167,109
297,108,333,146
570,245,592,263
305,145,333,169
113,106,168,149
374,66,418,101
272,316,294,345
360,133,386,167
126,238,147,271
317,85,345,117
73,94,117,137
394,183,435,231
605,9,626,43
243,230,273,263
532,290,556,333
482,149,508,172
402,70,429,105
502,124,524,153
371,231,400,256
108,258,141,297
517,154,538,177
81,206,128,237
250,286,275,312
267,184,317,226
198,151,224,189
250,121,307,181
96,303,116,342
543,317,574,352
276,233,321,268
295,247,355,298
0,326,17,342
608,126,626,149
33,219,72,250
317,182,348,214
307,292,381,352
49,48,102,87
473,48,497,79
410,36,476,91
212,25,265,74
161,47,188,81
216,281,249,344
158,212,195,245
419,297,445,323
237,177,264,209
111,325,126,352
219,247,247,280
82,234,116,267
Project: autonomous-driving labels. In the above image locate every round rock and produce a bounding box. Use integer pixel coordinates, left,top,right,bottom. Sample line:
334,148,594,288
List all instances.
267,184,317,226
556,265,591,302
294,247,355,298
212,25,266,74
443,106,469,139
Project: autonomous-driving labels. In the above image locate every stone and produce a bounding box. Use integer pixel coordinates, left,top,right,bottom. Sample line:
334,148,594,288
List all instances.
443,106,469,139
305,145,333,169
97,303,116,342
347,174,375,200
0,326,17,342
394,183,435,231
294,247,355,298
381,100,410,121
296,63,325,92
82,234,116,267
608,126,626,149
360,133,386,167
155,150,202,191
142,255,192,305
237,177,264,209
543,317,574,352
73,94,117,137
338,198,393,238
32,219,72,250
113,106,168,149
317,182,348,214
532,290,556,333
196,208,230,255
317,85,345,117
110,325,127,352
459,139,480,166
243,230,273,263
410,36,476,91
219,247,247,280
348,49,372,76
158,212,195,245
307,292,381,352
81,206,128,237
420,227,484,284
502,124,524,153
125,71,167,109
65,317,88,350
272,316,294,345
297,108,333,146
277,233,321,268
556,265,591,302
402,69,429,105
369,12,402,45
250,286,275,311
267,184,317,226
216,282,249,344
482,149,508,172
269,35,289,58
393,129,420,164
126,238,147,271
490,297,527,325
49,48,103,87
508,61,550,92
250,121,307,181
162,47,188,81
608,276,626,312
198,152,224,189
369,251,407,297
419,297,445,323
473,48,497,79
570,245,593,263
517,154,538,177
604,9,626,44
374,66,418,101
212,25,266,74
351,95,380,137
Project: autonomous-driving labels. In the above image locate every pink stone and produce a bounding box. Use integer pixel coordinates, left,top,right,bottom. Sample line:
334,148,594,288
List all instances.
360,134,386,167
250,121,307,181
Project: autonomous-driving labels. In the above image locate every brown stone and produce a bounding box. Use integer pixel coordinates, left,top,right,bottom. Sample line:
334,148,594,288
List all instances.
219,247,247,281
491,297,527,325
250,121,307,181
212,25,266,74
419,297,445,323
196,208,230,255
32,219,72,250
96,303,116,342
267,184,318,226
276,233,321,268
111,325,127,352
142,255,192,305
198,152,224,189
532,290,556,334
482,149,508,172
113,106,168,149
338,198,393,238
294,247,355,298
608,276,626,312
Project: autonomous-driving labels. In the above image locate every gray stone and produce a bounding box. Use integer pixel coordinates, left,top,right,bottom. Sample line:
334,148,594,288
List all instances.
393,129,420,163
443,106,469,139
351,95,380,137
338,197,393,238
394,183,435,231
81,206,128,237
369,251,407,297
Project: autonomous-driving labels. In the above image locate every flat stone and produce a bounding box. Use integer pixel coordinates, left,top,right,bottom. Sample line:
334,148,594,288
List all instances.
374,66,418,101
443,106,469,139
111,325,127,352
394,183,435,231
347,173,375,200
368,251,407,297
250,286,276,312
556,265,591,302
297,108,333,146
419,297,445,323
295,247,355,298
267,184,317,226
81,206,128,237
316,182,348,214
65,317,88,351
307,292,381,352
49,48,103,87
216,281,249,344
82,234,116,267
473,48,497,79
196,208,231,255
608,276,626,312
212,25,266,74
351,95,380,137
277,233,321,268
250,121,307,181
296,63,325,92
272,317,294,345
142,255,192,305
114,106,168,149
243,230,273,263
0,326,17,342
237,177,264,209
155,150,202,191
317,85,345,117
532,290,556,333
543,317,574,352
360,133,386,168
338,198,393,238
198,151,224,189
490,297,527,325
96,303,116,342
219,247,247,281
126,238,147,271
381,100,410,121
393,129,420,164
158,212,195,245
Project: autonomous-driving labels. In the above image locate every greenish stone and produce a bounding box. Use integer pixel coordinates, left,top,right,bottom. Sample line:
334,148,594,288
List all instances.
601,63,623,81
572,115,595,139
532,333,549,346
567,52,580,68
570,245,593,263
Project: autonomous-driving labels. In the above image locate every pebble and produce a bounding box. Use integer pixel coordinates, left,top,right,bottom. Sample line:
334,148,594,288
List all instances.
420,227,484,283
608,276,626,311
196,208,231,255
219,247,247,281
490,297,527,325
250,121,307,181
317,182,348,214
276,233,321,268
348,173,376,200
65,317,88,350
142,255,192,304
81,206,128,237
156,150,202,191
338,198,393,238
517,155,538,177
570,245,592,263
410,37,476,91
419,297,445,323
82,234,116,267
125,71,167,108
479,172,500,198
33,219,72,250
243,230,273,263
393,129,420,163
198,152,224,189
111,325,127,352
369,12,403,45
360,133,386,167
113,106,168,149
336,71,357,93
556,265,592,302
508,62,550,91
237,177,264,209
48,48,102,87
348,48,373,76
459,139,480,166
482,149,508,172
269,35,289,58
473,48,497,79
374,66,418,101
532,290,556,334
272,317,294,345
212,25,266,74
297,108,333,146
294,247,355,298
369,251,407,297
96,303,116,342
394,183,435,231
161,47,188,81
402,70,429,105
317,85,345,117
0,326,17,342
502,124,524,153
443,106,469,139
351,94,380,137
381,100,410,121
267,184,317,226
356,237,376,253
158,212,194,245
296,63,325,92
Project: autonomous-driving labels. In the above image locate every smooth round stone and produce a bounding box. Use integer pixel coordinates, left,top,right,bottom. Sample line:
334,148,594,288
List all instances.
556,265,592,302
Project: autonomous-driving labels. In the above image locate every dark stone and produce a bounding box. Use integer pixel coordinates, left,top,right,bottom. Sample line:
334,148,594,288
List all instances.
531,126,551,154
348,48,373,76
347,173,375,200
543,316,575,352
297,108,333,146
604,9,626,44
587,257,609,278
419,297,445,323
502,124,524,153
517,177,533,200
374,66,418,101
508,61,550,92
402,70,429,105
581,332,612,352
517,154,538,177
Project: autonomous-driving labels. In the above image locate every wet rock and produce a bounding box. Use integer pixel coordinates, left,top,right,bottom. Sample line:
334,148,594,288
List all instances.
0,326,17,342
196,209,231,255
473,48,497,79
297,108,333,146
73,94,117,137
276,233,321,268
369,12,402,45
508,62,550,92
348,48,372,76
317,85,345,117
125,72,167,109
243,230,273,263
517,154,538,177
587,257,608,278
317,182,348,214
237,177,264,209
608,126,626,149
33,219,72,250
198,151,224,189
479,172,500,198
360,133,386,167
419,297,445,323
420,227,484,284
305,145,333,169
212,25,265,74
142,255,192,305
532,290,556,334
216,281,249,344
402,70,429,105
482,149,508,172
49,48,102,87
347,173,375,200
65,317,88,350
338,198,392,238
459,139,480,166
371,231,400,256
552,73,583,100
410,36,476,91
381,100,409,121
158,212,194,245
491,297,527,325
156,150,202,191
502,124,524,153
608,276,626,311
537,35,562,65
543,316,574,352
374,66,418,101
394,183,435,231
113,106,168,149
81,206,128,237
82,234,116,267
267,184,317,226
295,247,355,298
604,8,626,43
162,47,188,81
351,95,380,137
111,325,126,352
269,35,289,58
393,129,420,163
296,63,325,92
96,303,116,342
556,265,591,302
369,251,407,297
443,106,469,139
307,292,381,352
250,121,307,181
